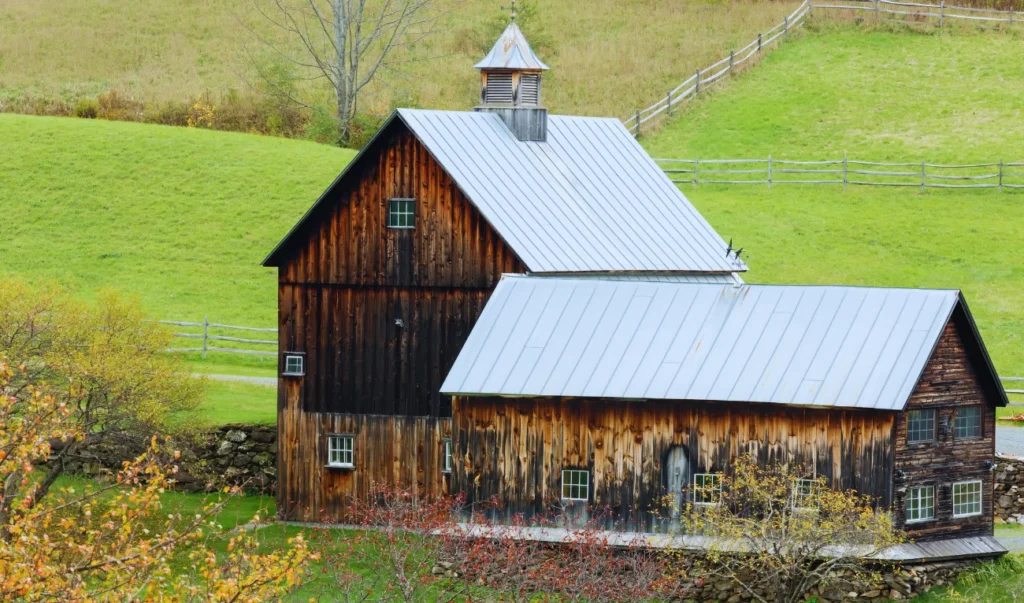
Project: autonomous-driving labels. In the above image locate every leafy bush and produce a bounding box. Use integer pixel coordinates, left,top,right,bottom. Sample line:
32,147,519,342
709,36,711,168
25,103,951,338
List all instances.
73,97,98,118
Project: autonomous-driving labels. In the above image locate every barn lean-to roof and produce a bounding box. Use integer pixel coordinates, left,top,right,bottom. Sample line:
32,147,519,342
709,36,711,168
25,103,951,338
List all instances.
440,275,1008,411
263,109,746,274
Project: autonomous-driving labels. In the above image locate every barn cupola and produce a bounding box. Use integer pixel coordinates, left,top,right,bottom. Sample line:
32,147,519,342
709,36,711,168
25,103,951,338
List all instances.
474,11,549,142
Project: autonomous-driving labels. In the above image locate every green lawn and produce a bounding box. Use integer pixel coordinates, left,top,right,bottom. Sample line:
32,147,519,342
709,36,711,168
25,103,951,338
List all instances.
199,380,277,426
644,25,1024,376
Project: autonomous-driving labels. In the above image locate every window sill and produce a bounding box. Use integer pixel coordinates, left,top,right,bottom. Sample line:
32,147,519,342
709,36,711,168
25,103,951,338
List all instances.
325,463,354,471
904,518,936,525
282,372,304,378
953,512,983,519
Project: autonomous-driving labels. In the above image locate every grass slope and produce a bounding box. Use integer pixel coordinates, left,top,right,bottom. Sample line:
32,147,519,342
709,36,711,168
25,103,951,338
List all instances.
644,25,1024,375
0,0,797,119
0,114,353,328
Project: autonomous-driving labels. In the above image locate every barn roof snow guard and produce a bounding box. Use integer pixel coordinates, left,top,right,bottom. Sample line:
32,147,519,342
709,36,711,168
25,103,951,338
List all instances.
264,109,745,274
441,275,1007,411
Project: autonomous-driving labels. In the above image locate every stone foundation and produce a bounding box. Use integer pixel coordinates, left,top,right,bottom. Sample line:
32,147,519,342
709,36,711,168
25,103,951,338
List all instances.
994,453,1024,523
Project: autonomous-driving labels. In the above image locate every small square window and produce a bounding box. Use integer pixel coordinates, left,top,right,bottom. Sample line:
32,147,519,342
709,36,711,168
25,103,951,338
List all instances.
283,353,304,376
953,481,982,518
792,478,817,510
955,406,983,440
906,485,935,523
327,434,354,468
387,198,415,229
693,473,723,506
442,438,453,474
561,469,589,502
907,409,936,443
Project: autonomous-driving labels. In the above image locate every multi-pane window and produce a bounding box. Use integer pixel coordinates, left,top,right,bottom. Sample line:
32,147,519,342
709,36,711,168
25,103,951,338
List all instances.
953,481,983,518
442,438,453,474
955,406,983,440
907,409,936,443
387,198,415,229
561,470,589,502
693,473,723,506
327,434,354,468
792,478,817,510
905,486,935,523
283,353,304,376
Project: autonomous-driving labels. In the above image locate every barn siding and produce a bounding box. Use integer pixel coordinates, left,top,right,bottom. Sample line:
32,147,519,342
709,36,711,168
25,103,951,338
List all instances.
452,397,895,530
894,318,997,541
274,128,524,417
277,378,452,522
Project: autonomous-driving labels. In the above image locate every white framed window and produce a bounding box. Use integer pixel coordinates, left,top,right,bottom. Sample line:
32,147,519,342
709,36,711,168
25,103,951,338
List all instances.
282,353,304,377
907,409,936,443
387,198,415,229
953,480,983,518
561,469,589,502
906,485,935,523
327,434,354,468
693,473,723,506
792,478,817,510
955,406,983,440
442,438,452,474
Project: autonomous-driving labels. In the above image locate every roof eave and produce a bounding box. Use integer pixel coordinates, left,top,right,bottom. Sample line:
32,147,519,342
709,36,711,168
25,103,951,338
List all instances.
955,292,1010,407
261,111,405,267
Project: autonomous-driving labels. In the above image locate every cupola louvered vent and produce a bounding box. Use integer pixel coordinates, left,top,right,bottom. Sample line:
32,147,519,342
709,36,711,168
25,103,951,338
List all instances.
519,74,540,105
485,72,514,104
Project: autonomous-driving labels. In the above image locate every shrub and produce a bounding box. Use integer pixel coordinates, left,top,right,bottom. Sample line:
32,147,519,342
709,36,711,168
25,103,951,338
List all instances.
187,93,216,128
97,89,144,121
73,97,98,119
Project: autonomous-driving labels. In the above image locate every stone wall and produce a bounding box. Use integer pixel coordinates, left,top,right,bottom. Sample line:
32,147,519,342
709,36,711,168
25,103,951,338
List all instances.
994,453,1024,522
65,424,278,495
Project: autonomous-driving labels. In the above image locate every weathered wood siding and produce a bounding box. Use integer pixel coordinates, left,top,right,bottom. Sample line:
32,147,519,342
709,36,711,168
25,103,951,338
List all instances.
277,379,452,522
894,317,997,541
452,397,895,530
275,126,525,416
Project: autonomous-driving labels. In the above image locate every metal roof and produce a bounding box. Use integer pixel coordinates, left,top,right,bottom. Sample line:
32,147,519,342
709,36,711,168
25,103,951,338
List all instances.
398,109,745,273
475,22,549,71
441,275,972,411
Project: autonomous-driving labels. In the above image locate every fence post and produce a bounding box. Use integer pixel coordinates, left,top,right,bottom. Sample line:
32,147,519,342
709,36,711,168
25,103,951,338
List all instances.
758,33,763,51
694,155,699,188
202,316,209,359
666,92,672,116
843,151,848,191
729,50,734,74
940,1,945,27
634,110,641,137
999,159,1004,192
784,15,789,33
920,160,926,193
809,0,813,17
768,154,773,189
875,0,880,18
695,69,701,94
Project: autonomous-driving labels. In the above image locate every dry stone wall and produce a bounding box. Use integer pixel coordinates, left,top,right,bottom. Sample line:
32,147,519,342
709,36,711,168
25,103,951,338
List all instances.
994,452,1024,522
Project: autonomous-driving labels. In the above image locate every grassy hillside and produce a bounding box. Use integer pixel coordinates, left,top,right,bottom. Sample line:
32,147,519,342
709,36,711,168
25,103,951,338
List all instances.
643,25,1024,375
0,114,353,328
0,0,797,120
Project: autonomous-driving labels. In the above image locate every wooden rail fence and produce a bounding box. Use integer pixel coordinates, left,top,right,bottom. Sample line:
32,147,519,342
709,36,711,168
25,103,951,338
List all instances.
162,318,277,358
624,0,1023,136
657,156,1024,190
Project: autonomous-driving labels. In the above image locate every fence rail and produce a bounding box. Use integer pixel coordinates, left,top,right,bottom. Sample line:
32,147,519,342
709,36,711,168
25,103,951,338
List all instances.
623,1,811,136
623,0,1022,136
656,156,1024,190
162,318,278,358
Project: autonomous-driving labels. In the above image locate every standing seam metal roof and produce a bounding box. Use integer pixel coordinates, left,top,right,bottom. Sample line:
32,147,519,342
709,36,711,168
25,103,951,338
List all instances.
398,109,745,274
440,275,970,411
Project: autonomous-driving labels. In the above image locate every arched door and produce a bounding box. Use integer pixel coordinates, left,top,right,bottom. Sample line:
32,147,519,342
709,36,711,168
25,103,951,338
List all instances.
664,445,689,517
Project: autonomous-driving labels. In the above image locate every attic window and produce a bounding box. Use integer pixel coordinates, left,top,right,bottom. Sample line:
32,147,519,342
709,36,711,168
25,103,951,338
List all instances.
485,72,514,104
907,409,936,443
955,406,982,439
282,352,305,377
519,73,540,105
387,198,415,229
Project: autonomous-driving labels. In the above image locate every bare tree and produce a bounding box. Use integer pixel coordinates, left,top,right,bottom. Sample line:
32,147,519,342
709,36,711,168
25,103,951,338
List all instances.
247,0,439,144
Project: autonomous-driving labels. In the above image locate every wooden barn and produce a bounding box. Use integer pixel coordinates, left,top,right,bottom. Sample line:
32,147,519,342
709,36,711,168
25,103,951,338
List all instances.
263,20,1008,558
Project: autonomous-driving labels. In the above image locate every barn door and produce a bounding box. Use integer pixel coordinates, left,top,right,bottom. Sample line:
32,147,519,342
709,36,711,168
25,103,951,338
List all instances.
665,445,689,518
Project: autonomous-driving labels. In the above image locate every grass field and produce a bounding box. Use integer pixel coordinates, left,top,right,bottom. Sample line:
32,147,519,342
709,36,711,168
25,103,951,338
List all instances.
200,380,277,425
0,0,797,121
644,24,1024,376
